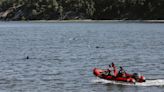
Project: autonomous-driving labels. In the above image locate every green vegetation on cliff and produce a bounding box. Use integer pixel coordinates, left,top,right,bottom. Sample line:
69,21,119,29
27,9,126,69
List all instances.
0,0,164,20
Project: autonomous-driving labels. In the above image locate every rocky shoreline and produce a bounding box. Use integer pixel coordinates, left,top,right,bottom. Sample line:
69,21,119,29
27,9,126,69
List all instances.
1,19,164,24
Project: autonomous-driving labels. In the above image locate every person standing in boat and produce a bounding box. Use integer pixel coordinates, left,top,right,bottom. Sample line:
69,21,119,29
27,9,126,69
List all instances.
107,62,118,77
111,62,118,77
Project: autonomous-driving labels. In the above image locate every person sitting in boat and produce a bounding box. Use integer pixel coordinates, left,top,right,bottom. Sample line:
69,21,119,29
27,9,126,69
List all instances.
117,66,126,77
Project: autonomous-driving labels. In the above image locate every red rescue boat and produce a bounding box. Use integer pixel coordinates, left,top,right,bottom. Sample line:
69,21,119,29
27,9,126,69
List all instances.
93,68,146,83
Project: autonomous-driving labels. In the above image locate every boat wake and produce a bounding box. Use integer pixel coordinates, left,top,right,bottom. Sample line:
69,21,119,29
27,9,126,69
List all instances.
91,78,164,86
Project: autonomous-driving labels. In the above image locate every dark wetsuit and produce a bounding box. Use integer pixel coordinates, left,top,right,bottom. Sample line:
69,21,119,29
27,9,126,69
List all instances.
117,67,126,77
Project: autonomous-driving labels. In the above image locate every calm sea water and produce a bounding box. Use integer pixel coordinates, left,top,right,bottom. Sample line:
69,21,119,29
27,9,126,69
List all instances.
0,22,164,92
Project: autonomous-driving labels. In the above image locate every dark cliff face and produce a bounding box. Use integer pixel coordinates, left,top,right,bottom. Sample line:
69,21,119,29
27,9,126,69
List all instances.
0,0,164,20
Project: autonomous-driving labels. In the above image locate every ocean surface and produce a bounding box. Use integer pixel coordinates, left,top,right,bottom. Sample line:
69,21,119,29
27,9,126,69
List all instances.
0,21,164,92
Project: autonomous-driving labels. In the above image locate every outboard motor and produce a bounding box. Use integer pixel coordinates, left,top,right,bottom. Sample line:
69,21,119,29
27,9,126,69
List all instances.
140,76,146,82
133,73,140,79
132,73,140,81
133,73,146,82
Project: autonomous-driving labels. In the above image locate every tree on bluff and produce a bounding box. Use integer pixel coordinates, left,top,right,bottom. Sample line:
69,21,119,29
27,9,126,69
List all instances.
0,0,164,20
